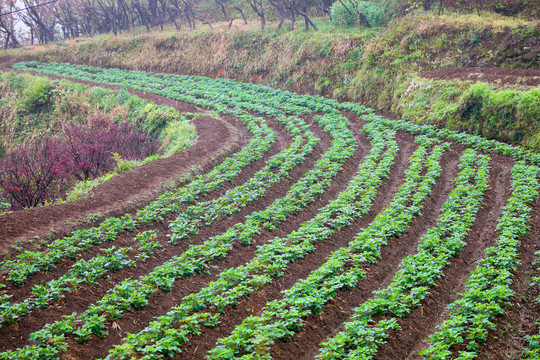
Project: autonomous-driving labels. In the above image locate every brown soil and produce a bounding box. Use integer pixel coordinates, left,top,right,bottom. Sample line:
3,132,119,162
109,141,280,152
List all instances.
60,114,341,360
0,115,289,306
0,113,241,247
175,127,421,360
380,152,515,360
423,67,540,86
0,109,336,357
476,199,540,360
269,142,463,360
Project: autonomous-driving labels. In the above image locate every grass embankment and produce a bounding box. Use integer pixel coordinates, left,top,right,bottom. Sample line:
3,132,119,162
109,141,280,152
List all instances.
11,13,540,152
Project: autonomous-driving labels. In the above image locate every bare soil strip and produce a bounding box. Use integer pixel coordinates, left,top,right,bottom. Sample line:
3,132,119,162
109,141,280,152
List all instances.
171,128,417,360
373,152,515,360
0,114,298,350
63,113,361,360
476,199,540,360
0,113,334,356
0,116,240,246
267,140,460,360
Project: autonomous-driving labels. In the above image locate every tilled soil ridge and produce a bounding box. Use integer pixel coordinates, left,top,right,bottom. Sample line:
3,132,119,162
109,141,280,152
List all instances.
0,68,249,247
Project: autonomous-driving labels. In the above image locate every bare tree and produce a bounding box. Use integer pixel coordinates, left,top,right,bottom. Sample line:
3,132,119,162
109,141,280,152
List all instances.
0,0,248,45
229,5,247,27
51,0,80,39
245,0,264,29
317,0,332,20
282,0,317,30
294,0,317,30
17,0,57,43
268,0,286,28
214,0,228,22
0,0,21,48
132,0,151,32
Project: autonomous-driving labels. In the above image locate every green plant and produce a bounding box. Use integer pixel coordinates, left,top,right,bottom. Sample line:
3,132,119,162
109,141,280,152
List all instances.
86,212,104,223
318,149,491,359
4,61,540,360
160,118,198,157
65,173,115,201
0,193,10,215
422,162,539,360
18,77,53,113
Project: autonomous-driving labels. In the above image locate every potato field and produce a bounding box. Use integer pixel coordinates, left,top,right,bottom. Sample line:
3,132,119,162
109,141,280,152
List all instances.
0,61,539,360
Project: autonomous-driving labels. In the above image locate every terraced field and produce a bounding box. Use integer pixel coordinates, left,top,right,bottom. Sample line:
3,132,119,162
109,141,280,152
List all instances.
0,61,539,360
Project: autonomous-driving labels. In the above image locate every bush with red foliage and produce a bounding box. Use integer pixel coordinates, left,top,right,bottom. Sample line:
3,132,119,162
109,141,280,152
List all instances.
0,139,74,209
63,122,113,181
0,118,160,210
64,120,159,181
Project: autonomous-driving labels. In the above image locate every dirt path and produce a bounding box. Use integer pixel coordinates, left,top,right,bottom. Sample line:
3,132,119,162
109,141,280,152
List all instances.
423,67,540,86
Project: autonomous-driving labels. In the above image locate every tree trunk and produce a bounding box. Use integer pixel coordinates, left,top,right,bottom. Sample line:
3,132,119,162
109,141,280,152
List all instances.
214,0,230,22
268,0,285,28
233,6,248,24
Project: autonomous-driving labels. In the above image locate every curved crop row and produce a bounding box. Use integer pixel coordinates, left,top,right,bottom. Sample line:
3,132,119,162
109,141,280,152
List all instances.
0,246,135,325
166,115,318,245
1,229,161,326
0,114,274,287
0,110,355,360
136,114,275,225
317,149,491,359
13,61,540,164
208,137,447,359
0,95,318,325
524,253,540,359
0,113,315,327
103,123,401,360
4,61,539,360
421,161,540,359
13,62,338,117
352,112,540,165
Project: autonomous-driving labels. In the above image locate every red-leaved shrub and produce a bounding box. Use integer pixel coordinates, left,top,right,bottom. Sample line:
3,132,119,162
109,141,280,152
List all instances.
64,120,159,181
0,118,160,209
0,139,74,209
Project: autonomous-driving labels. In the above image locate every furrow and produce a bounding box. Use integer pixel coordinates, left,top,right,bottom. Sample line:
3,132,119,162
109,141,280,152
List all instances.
270,142,461,360
376,154,515,360
207,137,446,360
175,127,418,360
64,113,370,360
0,114,329,351
315,149,491,359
